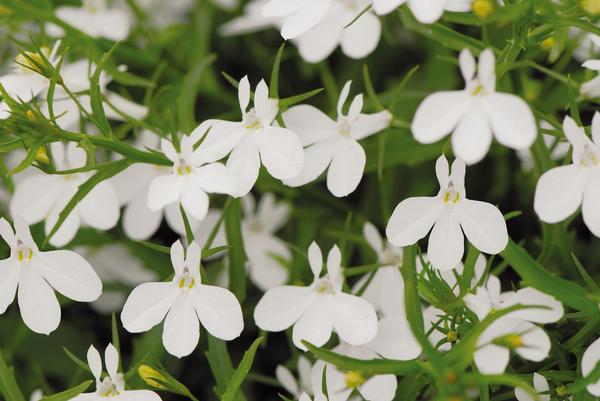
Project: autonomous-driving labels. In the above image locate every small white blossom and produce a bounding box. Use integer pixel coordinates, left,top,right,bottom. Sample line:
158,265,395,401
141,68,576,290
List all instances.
368,314,422,361
372,0,471,23
534,114,600,237
262,0,333,39
412,49,536,164
10,142,121,247
515,373,550,401
192,76,304,197
254,242,378,350
0,217,102,334
283,81,391,197
386,155,508,271
220,0,280,36
276,356,313,399
121,241,244,358
72,344,161,401
582,337,600,396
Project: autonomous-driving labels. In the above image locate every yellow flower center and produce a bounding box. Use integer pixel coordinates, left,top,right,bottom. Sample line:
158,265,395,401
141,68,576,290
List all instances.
581,145,600,167
472,0,495,18
446,330,458,342
178,272,196,289
344,371,366,388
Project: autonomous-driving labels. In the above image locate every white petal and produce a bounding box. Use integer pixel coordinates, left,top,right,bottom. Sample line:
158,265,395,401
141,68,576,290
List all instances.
340,12,381,60
459,49,476,82
191,285,243,340
226,135,261,197
483,93,537,150
308,241,323,279
276,365,299,396
515,325,551,362
293,300,333,350
412,91,472,144
45,199,81,248
296,9,345,64
238,76,250,112
245,234,290,290
0,218,16,249
162,296,200,358
451,103,493,165
280,0,332,40
284,139,338,188
10,175,64,224
0,259,19,314
582,337,600,396
386,197,443,246
34,250,102,302
113,390,162,401
123,192,163,240
407,0,446,23
427,211,464,271
105,343,119,380
327,138,366,197
121,282,178,333
254,79,271,118
254,286,315,331
282,105,337,147
435,155,450,189
96,9,131,41
256,193,290,233
363,222,384,255
191,120,245,164
477,49,496,91
457,199,508,255
351,111,392,141
503,288,563,324
18,267,61,335
256,127,305,180
372,0,406,15
359,374,397,401
331,293,378,345
338,81,352,117
534,165,587,223
180,181,210,221
147,175,184,211
583,172,600,237
171,240,185,275
86,345,102,382
378,267,406,316
104,92,147,120
369,314,422,360
592,112,600,145
79,181,120,230
474,344,509,374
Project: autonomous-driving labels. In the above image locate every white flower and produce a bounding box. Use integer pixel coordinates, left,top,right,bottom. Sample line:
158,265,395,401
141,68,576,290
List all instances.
10,142,121,247
111,131,204,240
241,193,291,290
283,81,391,197
147,135,236,223
464,275,563,374
254,242,378,350
262,0,333,39
192,77,304,197
424,305,453,351
0,45,59,119
46,0,131,41
368,314,422,360
72,344,161,401
412,48,536,164
121,240,244,358
0,216,102,334
29,390,43,401
582,337,600,396
293,0,381,63
75,244,157,314
517,122,569,171
220,0,280,36
515,373,550,401
386,155,508,271
581,56,600,98
276,355,313,399
534,114,600,237
311,343,397,401
372,0,471,23
352,222,404,316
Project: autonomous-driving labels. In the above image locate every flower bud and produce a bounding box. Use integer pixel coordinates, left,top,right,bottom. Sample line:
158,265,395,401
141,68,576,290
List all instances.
582,0,600,14
138,365,168,390
472,0,495,18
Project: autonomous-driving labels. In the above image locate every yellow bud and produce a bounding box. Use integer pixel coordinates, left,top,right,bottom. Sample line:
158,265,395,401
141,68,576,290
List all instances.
472,0,495,18
505,334,523,348
446,372,458,384
0,5,13,15
35,148,49,164
344,371,366,388
540,37,555,51
26,110,36,121
138,365,168,390
582,0,600,15
555,385,569,397
446,331,458,342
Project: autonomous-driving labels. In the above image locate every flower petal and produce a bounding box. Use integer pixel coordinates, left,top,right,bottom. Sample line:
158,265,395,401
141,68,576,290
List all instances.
331,293,378,345
451,103,493,165
534,165,587,223
0,259,19,314
123,191,163,240
293,300,333,350
427,211,464,271
583,171,600,237
483,93,536,150
326,138,366,197
279,0,332,40
162,296,200,358
191,120,245,164
407,0,446,23
254,286,314,331
226,135,261,197
369,314,422,360
282,105,337,147
79,181,120,230
121,282,178,333
386,197,443,246
457,199,508,255
147,175,184,211
245,234,290,290
340,11,381,60
359,374,397,401
18,267,61,335
10,175,64,224
256,127,305,180
191,284,243,340
412,91,472,144
180,181,209,221
284,139,339,188
582,337,600,396
474,344,509,375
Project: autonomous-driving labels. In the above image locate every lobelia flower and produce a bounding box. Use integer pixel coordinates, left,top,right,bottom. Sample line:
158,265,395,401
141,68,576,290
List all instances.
423,305,455,351
10,142,121,247
111,131,203,240
0,45,59,119
352,222,405,316
46,0,131,41
368,313,422,360
241,193,291,290
582,337,600,396
121,240,244,358
386,155,508,271
581,38,600,98
220,0,281,36
412,48,536,165
254,242,378,350
464,275,564,374
283,81,392,197
517,122,569,171
515,373,550,401
29,390,43,401
534,115,600,237
262,0,333,39
72,343,161,401
372,0,471,24
75,244,157,314
311,343,397,401
292,0,382,63
276,355,313,399
0,217,102,335
147,135,236,223
191,76,304,197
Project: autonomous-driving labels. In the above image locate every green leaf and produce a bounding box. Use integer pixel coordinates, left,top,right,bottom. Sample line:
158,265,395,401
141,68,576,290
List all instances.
177,55,217,134
180,204,196,243
0,350,26,401
9,136,45,175
501,240,599,316
205,335,246,401
221,337,264,401
224,198,247,302
90,43,119,136
40,381,93,401
136,241,171,254
279,88,324,109
269,43,285,99
44,159,131,247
